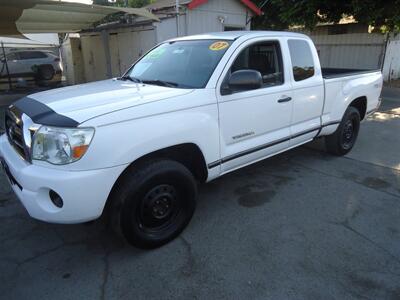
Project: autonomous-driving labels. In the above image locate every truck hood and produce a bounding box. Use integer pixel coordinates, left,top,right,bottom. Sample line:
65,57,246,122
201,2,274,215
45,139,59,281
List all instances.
14,79,194,125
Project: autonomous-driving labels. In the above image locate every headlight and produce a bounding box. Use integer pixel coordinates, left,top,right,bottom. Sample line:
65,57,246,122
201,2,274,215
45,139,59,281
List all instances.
32,126,95,165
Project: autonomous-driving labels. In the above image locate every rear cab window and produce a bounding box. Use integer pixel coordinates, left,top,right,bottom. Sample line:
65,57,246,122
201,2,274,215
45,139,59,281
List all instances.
287,39,315,81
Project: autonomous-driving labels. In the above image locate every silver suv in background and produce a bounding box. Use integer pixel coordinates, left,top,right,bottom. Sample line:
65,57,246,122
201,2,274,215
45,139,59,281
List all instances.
0,50,62,86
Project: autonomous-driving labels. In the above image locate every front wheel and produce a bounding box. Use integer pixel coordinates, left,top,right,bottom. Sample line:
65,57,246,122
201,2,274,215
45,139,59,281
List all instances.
110,159,197,249
325,106,361,156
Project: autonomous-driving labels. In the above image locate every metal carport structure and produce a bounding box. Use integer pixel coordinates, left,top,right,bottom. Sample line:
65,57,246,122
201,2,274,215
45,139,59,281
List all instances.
0,0,158,90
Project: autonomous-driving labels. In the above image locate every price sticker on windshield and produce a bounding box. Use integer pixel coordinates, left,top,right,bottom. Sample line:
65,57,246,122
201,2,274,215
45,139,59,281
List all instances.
209,41,229,51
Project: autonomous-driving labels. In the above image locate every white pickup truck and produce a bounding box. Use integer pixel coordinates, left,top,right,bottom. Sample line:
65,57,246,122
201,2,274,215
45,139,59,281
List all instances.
0,31,382,248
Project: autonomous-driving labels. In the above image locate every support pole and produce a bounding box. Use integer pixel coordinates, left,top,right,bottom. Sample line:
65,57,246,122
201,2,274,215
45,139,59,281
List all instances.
381,32,390,72
1,42,12,91
176,0,180,37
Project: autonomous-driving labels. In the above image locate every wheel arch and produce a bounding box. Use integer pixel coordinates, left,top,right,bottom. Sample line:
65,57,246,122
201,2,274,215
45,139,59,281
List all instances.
102,143,208,219
127,143,209,183
349,96,367,120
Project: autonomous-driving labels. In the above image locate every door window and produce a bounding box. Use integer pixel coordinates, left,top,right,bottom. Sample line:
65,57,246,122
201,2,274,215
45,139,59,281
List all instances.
18,51,47,60
230,41,284,90
288,40,315,81
6,53,18,60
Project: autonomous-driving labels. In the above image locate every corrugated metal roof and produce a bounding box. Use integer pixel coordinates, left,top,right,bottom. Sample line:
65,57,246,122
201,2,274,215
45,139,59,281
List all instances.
0,0,159,36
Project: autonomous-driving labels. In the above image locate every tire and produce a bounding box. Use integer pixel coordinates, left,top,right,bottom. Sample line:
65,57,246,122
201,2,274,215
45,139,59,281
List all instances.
110,159,197,249
36,65,55,81
325,106,361,156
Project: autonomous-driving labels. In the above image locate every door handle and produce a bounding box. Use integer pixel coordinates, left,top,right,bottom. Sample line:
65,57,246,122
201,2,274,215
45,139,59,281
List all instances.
277,97,292,103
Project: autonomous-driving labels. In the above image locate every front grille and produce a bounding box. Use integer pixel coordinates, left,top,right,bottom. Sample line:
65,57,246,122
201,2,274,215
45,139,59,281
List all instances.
5,107,28,160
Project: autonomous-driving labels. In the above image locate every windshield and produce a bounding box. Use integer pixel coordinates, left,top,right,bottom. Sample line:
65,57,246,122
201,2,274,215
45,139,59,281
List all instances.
126,40,232,89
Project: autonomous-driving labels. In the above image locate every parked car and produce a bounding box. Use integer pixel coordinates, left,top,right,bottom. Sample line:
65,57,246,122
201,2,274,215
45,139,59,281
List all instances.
0,31,382,249
0,50,62,85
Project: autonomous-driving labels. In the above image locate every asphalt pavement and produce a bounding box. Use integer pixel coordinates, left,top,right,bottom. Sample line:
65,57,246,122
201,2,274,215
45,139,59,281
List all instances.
0,89,399,300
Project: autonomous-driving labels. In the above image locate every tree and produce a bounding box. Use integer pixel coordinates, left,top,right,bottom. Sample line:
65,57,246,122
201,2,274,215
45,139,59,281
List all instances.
93,0,111,5
128,0,154,7
252,0,400,32
92,0,155,24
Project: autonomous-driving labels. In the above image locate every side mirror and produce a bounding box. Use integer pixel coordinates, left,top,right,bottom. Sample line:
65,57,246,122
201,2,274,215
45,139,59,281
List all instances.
222,69,263,95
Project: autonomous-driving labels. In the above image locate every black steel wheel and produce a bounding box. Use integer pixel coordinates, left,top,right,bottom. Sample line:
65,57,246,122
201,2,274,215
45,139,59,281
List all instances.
137,184,181,232
325,106,360,156
341,119,356,150
110,159,197,249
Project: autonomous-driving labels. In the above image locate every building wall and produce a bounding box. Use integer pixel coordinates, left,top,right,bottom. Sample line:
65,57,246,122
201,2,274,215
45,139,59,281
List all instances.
382,34,400,81
79,25,156,82
155,16,187,43
114,27,156,74
80,34,108,82
76,0,252,83
61,37,85,85
187,0,251,35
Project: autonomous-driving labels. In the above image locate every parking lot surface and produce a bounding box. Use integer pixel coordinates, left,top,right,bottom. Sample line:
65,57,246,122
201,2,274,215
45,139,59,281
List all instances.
0,92,399,300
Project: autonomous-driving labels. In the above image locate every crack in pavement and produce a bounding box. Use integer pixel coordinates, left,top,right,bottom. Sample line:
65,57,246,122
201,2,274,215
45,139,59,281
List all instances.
99,239,125,300
180,236,196,277
307,260,374,300
343,155,400,173
301,144,400,173
0,224,42,245
290,155,400,267
15,238,91,268
100,251,111,300
329,220,400,266
291,159,400,200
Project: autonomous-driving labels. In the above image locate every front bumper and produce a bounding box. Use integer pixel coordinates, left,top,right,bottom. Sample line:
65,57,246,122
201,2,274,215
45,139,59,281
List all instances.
0,134,127,224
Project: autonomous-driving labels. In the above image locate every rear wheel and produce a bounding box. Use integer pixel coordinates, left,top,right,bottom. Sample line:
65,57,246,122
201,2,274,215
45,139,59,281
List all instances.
35,64,55,86
37,64,55,80
325,106,360,156
110,159,197,249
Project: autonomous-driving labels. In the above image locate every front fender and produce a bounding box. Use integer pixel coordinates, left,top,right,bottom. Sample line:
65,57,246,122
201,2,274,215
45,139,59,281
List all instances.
66,90,220,173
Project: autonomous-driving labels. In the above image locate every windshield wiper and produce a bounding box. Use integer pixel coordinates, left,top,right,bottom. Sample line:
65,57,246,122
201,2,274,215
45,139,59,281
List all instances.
117,75,142,83
142,79,178,88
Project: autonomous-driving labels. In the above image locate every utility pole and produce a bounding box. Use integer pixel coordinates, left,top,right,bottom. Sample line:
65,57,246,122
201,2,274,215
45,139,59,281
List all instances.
176,0,180,37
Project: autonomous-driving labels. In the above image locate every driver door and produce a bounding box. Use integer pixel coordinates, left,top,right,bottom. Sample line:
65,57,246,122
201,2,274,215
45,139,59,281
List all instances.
216,38,293,173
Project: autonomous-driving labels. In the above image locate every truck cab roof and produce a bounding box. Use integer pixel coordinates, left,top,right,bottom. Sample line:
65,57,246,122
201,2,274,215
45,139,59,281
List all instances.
168,31,310,42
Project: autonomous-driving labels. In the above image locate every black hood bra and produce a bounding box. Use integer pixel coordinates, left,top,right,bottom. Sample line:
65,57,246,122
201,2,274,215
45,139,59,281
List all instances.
12,97,79,128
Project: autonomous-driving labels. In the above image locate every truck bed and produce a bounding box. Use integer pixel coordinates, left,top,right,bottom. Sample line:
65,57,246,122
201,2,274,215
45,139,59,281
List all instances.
321,68,382,126
322,68,380,79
